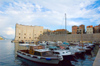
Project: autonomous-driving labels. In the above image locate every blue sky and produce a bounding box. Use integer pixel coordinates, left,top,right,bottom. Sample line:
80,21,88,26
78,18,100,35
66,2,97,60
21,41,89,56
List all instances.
0,0,100,39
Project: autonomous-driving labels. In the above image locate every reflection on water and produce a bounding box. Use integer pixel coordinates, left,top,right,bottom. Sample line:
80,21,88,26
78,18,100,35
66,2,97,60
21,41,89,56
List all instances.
14,42,99,66
0,40,99,66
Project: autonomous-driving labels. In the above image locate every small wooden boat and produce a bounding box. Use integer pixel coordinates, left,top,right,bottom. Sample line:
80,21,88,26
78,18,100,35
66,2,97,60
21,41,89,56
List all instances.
17,44,63,64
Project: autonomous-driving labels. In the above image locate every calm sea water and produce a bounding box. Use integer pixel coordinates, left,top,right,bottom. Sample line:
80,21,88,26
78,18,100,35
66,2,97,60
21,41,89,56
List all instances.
0,40,99,66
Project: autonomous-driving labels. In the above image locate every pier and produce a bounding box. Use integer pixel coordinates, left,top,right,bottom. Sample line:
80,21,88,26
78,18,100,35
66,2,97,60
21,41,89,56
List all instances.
93,48,100,66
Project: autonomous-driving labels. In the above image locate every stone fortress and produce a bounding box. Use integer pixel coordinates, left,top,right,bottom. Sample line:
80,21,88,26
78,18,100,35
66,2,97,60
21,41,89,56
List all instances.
14,24,100,43
14,23,43,42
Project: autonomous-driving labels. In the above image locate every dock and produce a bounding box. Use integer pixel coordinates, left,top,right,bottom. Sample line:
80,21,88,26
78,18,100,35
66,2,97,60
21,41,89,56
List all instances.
93,48,100,66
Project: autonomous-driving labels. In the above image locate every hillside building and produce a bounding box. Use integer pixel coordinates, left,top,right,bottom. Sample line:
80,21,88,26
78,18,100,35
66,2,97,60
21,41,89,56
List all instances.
72,25,85,34
72,25,78,34
94,26,99,33
99,24,100,32
86,25,93,34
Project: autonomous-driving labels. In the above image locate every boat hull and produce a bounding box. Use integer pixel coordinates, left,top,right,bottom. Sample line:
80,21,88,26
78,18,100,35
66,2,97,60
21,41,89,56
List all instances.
17,52,60,64
63,55,75,61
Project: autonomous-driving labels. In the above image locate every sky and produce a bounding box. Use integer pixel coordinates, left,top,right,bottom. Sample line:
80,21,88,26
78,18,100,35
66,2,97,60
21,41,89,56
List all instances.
0,0,100,39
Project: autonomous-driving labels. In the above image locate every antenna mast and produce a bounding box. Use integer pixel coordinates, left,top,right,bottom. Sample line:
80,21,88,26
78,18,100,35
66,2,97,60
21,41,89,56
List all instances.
65,13,67,42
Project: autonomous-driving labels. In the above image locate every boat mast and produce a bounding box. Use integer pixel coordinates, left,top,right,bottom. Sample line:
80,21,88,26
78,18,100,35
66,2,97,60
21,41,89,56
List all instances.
65,13,67,42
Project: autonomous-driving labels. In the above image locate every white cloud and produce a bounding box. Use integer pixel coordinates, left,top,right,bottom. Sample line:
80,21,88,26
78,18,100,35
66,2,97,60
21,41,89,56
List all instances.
0,11,3,13
0,0,100,39
68,21,83,26
3,27,15,35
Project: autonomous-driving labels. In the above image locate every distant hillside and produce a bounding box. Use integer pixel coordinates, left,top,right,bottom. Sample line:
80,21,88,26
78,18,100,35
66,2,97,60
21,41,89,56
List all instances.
0,37,3,40
0,35,6,40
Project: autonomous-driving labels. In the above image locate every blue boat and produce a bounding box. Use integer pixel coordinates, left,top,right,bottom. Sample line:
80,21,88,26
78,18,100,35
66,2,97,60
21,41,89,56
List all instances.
63,42,70,45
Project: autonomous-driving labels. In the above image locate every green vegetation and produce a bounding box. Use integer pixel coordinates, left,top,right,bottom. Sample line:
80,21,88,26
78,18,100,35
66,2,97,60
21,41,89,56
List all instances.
67,32,72,34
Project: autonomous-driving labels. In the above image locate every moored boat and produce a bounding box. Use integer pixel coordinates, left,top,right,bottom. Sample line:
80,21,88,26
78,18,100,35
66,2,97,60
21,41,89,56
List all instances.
17,44,63,64
48,46,76,61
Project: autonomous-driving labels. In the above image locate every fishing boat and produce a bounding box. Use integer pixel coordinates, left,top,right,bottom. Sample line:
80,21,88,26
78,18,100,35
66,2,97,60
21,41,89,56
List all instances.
17,44,63,64
48,45,75,61
53,50,73,60
85,43,95,49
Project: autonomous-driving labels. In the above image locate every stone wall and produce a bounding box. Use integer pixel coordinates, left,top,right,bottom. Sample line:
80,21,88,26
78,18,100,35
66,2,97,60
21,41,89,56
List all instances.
40,33,100,42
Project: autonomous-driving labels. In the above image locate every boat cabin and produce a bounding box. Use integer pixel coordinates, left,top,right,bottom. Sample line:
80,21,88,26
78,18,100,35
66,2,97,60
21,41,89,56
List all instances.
34,49,53,57
19,44,53,57
53,50,71,56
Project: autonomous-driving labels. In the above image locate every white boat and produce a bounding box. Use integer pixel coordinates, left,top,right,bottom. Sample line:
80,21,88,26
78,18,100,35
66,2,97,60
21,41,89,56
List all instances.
69,46,86,55
53,49,73,60
75,46,90,51
47,41,56,45
49,46,73,60
17,44,63,64
87,43,94,48
79,43,94,49
39,41,56,46
56,41,63,45
71,42,80,45
38,41,47,45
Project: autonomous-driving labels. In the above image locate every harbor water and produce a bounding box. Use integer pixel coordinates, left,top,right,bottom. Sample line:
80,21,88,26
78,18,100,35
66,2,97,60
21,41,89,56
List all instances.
0,40,99,66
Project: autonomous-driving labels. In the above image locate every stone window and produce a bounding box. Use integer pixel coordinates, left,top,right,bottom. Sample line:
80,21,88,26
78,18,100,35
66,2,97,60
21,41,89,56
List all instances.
38,37,39,39
35,37,37,39
74,31,75,34
24,37,26,39
29,37,31,39
19,37,20,38
40,31,42,33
